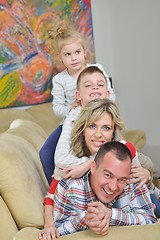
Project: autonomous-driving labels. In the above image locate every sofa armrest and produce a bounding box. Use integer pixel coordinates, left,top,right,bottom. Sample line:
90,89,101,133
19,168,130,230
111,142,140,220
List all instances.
13,222,160,240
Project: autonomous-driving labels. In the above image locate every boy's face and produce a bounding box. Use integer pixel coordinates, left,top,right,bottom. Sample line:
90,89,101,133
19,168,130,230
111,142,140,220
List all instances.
75,72,110,106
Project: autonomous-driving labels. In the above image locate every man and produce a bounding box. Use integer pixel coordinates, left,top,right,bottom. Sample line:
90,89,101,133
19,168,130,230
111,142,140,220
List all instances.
54,141,157,236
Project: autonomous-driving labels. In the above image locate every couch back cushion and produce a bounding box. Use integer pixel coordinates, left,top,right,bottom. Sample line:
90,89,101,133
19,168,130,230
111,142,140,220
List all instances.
0,196,18,240
0,120,49,229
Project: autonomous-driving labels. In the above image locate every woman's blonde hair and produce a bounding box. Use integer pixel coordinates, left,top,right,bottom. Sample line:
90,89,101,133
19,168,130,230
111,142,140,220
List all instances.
71,99,125,157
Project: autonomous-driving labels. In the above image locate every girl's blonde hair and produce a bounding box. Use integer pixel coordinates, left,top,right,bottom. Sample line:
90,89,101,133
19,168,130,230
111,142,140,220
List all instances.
45,22,94,63
46,22,86,54
71,99,125,157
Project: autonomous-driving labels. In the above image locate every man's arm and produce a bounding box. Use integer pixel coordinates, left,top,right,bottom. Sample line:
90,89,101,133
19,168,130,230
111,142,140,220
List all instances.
111,184,157,225
54,179,89,235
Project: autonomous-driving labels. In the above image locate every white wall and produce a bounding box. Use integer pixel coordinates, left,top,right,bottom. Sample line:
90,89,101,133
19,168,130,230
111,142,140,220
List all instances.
91,0,160,176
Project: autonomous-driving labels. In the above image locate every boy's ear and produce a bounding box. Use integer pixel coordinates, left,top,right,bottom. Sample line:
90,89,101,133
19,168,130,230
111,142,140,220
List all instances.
107,90,110,98
75,90,82,102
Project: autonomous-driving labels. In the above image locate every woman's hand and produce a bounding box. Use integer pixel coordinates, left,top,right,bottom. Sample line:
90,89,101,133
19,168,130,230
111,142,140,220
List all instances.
39,205,60,240
128,164,151,189
38,224,60,240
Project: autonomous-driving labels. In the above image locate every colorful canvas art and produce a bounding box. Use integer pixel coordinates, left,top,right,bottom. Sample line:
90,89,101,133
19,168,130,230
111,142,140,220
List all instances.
0,0,95,108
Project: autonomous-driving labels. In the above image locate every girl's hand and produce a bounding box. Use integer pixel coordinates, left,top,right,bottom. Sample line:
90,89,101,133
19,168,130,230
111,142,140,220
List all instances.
128,164,151,189
71,99,81,109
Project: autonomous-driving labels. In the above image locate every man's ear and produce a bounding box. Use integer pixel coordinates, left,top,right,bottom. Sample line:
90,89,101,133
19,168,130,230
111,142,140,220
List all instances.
90,160,96,174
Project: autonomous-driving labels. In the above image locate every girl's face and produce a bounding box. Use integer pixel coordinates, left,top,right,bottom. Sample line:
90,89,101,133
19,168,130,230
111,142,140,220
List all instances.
84,113,114,156
59,40,85,75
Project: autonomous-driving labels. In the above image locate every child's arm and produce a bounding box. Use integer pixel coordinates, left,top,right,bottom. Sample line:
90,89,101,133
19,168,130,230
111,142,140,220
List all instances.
51,74,72,118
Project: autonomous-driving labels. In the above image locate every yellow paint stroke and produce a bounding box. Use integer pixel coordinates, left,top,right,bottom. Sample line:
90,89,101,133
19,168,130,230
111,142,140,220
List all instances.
0,72,22,108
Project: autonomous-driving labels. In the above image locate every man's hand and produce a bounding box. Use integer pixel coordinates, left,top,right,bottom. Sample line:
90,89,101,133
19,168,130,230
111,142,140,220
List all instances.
85,201,112,235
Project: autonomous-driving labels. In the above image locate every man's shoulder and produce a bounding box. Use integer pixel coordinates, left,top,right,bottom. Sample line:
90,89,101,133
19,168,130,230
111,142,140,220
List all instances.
59,174,89,190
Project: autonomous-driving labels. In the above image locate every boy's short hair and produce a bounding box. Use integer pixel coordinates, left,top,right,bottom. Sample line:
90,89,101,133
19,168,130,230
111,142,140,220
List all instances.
77,66,107,90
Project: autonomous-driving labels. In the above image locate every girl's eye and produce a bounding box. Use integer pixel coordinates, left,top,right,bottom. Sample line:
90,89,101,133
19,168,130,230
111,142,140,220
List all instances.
85,84,91,88
75,50,81,54
65,53,70,57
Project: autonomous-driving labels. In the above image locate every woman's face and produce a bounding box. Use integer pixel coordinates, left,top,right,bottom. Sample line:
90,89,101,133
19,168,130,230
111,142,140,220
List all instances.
84,112,114,156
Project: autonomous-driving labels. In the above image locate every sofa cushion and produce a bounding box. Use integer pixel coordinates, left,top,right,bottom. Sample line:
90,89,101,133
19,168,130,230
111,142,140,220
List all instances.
0,120,49,229
0,196,18,240
13,222,160,240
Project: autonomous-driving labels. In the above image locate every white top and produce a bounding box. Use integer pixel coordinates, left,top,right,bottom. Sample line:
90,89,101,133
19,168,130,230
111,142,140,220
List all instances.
51,63,116,118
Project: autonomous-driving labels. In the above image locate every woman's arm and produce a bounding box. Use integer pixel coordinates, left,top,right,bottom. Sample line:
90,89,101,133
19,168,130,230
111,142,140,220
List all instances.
54,107,88,169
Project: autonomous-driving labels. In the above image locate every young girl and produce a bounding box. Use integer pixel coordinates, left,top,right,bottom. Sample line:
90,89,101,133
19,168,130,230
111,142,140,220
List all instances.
39,24,115,184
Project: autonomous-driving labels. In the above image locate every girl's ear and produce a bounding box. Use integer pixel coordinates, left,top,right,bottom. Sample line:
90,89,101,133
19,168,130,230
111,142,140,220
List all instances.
58,53,63,63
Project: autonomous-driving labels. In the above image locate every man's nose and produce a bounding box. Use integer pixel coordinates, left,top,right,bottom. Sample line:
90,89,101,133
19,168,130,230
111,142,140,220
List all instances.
109,178,118,191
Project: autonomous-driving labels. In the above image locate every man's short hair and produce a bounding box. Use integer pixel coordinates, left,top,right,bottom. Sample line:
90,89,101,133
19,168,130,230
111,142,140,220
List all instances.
94,141,132,167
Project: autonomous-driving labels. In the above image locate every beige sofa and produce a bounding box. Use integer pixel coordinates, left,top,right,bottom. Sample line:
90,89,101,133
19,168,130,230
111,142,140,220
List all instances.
0,102,159,240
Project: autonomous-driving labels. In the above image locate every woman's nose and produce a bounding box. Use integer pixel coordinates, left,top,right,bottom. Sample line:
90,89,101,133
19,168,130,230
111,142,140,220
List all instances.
94,128,102,137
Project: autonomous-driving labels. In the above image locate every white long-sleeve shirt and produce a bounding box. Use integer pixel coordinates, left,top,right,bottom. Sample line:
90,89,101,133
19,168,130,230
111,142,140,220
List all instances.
51,63,115,118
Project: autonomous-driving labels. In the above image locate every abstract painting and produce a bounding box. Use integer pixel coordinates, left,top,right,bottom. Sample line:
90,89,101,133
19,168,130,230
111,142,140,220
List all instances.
0,0,95,108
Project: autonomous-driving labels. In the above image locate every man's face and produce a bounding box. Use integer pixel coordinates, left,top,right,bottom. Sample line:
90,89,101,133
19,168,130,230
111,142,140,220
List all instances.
90,152,131,204
76,72,110,106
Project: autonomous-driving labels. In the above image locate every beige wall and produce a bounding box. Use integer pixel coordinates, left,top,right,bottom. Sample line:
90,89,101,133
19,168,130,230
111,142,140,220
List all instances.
91,0,160,176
